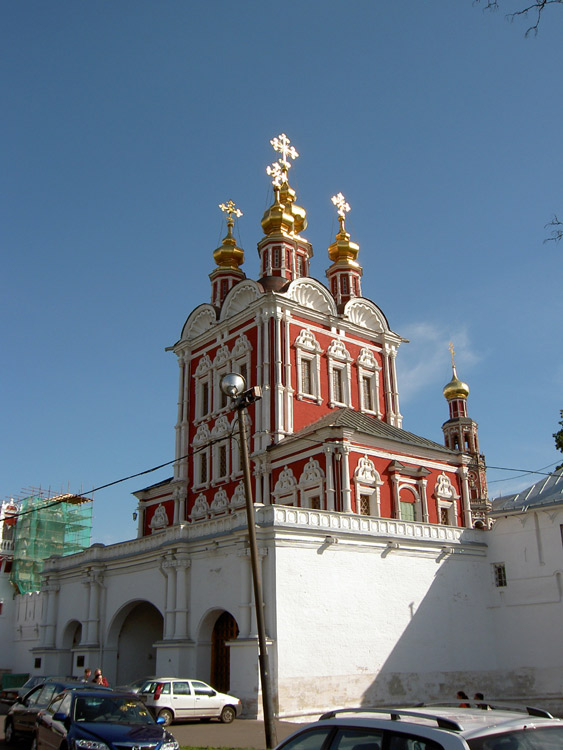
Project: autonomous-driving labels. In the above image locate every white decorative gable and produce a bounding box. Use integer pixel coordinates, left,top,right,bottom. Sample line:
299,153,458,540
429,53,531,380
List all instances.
343,298,388,333
294,329,321,353
357,348,379,370
181,305,217,341
211,415,230,437
230,481,246,509
286,278,336,315
354,456,380,485
194,353,212,376
190,493,209,521
299,458,325,487
213,344,231,367
149,504,169,533
435,473,458,500
210,488,229,515
327,339,352,362
220,281,261,320
232,333,252,358
193,423,211,446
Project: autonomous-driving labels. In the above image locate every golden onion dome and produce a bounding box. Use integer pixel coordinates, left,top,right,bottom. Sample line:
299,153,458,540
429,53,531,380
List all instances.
261,189,295,237
328,220,361,267
213,218,244,269
279,180,307,234
443,367,470,400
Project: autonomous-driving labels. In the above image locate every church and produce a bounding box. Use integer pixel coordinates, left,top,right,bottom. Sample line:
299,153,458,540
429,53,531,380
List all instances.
2,135,562,717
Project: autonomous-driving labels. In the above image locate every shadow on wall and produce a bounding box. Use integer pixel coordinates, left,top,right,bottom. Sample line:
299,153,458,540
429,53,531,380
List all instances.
355,534,540,708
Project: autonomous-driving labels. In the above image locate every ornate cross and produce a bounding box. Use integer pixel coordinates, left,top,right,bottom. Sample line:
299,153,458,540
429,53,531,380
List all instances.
266,161,284,188
449,341,455,368
219,200,243,221
331,192,351,219
270,133,299,169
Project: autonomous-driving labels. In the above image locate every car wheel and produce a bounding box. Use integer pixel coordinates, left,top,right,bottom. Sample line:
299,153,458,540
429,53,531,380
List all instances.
158,709,174,727
220,705,236,724
4,720,15,744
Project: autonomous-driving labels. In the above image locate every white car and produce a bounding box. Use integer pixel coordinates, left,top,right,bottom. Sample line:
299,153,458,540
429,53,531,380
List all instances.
275,705,563,750
138,678,242,725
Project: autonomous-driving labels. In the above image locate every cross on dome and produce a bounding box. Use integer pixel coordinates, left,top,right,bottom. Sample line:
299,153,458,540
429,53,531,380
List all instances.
219,200,243,221
331,192,351,219
266,161,284,188
270,133,299,169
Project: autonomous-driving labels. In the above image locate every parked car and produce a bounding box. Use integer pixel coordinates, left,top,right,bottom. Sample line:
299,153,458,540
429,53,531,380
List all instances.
274,706,563,750
33,688,179,750
138,678,242,725
1,677,60,706
4,679,103,745
115,676,157,694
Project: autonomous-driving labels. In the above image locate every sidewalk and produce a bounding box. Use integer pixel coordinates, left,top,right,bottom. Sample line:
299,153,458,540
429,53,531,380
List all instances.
168,718,302,749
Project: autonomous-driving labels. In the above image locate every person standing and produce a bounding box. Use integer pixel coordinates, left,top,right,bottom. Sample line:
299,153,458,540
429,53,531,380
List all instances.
92,669,109,687
82,668,92,682
457,690,470,708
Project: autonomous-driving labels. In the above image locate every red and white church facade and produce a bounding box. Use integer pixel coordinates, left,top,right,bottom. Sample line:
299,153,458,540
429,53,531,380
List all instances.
12,135,557,717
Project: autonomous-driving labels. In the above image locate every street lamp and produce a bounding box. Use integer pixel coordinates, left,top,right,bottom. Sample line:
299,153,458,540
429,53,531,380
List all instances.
220,374,277,749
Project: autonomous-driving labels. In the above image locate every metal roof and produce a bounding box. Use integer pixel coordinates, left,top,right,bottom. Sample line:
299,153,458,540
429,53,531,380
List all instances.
279,408,457,455
491,467,563,514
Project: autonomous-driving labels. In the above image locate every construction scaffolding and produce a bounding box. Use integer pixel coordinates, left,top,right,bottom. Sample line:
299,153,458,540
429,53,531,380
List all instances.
10,491,92,594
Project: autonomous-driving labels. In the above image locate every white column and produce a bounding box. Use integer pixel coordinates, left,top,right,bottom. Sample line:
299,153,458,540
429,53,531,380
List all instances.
44,581,59,648
324,445,335,511
391,474,400,519
341,444,352,513
174,555,190,639
458,466,472,528
162,557,177,640
274,312,284,441
238,548,252,638
419,478,429,523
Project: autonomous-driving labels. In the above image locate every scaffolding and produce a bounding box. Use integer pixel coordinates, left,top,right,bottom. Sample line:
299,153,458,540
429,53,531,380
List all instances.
10,491,92,594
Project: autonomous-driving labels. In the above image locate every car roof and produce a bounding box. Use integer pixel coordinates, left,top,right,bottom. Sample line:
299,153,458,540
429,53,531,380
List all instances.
312,707,562,739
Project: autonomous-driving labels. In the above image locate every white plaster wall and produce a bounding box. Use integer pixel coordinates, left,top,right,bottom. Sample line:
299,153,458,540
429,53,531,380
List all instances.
485,508,563,709
273,534,494,713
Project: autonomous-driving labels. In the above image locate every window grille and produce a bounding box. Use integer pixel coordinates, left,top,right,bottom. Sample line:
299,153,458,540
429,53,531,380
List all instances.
493,563,507,587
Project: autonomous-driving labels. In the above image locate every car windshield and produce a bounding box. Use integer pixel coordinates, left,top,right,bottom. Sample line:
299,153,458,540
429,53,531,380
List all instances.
467,727,563,750
74,696,156,724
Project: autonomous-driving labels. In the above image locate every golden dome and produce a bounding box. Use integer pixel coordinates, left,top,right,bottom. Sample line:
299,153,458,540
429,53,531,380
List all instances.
261,189,295,237
279,180,307,234
443,367,470,400
328,216,361,267
213,217,244,270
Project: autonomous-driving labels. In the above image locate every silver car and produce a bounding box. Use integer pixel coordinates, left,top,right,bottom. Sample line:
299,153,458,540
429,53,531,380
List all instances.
138,678,242,725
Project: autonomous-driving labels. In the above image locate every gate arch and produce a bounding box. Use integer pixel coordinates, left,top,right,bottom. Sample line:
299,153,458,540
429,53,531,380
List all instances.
107,600,163,686
196,609,239,692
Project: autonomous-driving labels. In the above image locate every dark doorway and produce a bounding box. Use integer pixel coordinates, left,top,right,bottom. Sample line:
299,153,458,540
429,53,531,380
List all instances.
210,611,239,693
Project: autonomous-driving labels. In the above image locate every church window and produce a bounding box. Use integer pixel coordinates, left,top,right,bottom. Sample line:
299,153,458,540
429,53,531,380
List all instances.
310,496,321,510
353,456,382,516
341,275,349,295
493,563,507,587
219,444,227,478
400,501,416,522
221,279,229,299
357,348,380,416
199,452,208,485
295,330,322,403
359,495,371,516
201,382,210,416
362,375,373,411
327,340,352,408
332,368,343,403
332,277,337,295
440,507,449,525
273,247,281,267
297,256,304,276
298,458,325,509
434,473,458,526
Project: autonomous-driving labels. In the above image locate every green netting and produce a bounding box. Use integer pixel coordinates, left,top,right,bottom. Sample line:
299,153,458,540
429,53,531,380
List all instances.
10,496,92,594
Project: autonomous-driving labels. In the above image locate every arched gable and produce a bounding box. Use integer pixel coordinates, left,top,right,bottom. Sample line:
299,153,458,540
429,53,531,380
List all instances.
285,277,337,315
181,304,218,341
220,280,262,320
343,298,390,333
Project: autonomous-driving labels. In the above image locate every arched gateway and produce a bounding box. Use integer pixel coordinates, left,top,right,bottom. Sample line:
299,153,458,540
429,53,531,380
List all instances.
108,601,163,686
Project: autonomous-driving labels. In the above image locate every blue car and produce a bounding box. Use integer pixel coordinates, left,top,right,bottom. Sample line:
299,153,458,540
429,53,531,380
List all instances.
33,688,179,750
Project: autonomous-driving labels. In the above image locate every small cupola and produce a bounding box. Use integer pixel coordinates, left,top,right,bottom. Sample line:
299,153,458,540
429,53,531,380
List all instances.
258,133,313,282
326,192,363,309
209,200,246,308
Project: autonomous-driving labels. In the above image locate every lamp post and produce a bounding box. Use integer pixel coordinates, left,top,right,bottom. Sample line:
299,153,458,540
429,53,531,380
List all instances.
220,374,277,750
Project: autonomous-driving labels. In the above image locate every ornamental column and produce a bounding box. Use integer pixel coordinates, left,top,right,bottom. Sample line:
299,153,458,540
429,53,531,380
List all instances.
161,556,177,640
174,554,190,639
324,444,335,511
391,474,400,519
41,579,60,648
340,444,352,513
238,548,252,637
458,466,473,528
419,478,429,523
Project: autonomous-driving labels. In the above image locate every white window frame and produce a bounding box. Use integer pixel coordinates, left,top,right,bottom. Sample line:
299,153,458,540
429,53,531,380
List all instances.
273,466,298,506
194,355,213,422
295,330,322,404
357,348,381,417
327,340,352,408
353,456,383,516
434,472,459,526
298,457,325,510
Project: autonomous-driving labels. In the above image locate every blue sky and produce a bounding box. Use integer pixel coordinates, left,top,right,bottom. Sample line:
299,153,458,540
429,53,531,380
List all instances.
3,1,562,545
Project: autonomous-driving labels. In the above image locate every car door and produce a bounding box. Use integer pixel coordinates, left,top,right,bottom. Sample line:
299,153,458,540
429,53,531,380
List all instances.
11,685,43,735
171,681,195,718
190,681,221,718
37,693,72,750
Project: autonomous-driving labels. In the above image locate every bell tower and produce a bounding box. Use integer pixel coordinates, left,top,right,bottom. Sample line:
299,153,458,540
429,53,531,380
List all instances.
257,134,313,284
209,200,245,308
326,193,363,311
442,343,490,525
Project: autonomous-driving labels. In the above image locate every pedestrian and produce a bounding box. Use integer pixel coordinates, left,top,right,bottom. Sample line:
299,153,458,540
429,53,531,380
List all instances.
457,690,470,708
92,669,109,687
474,692,487,709
82,668,92,682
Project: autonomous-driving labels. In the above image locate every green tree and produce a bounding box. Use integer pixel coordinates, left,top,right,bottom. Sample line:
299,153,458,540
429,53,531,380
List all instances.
554,409,563,470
